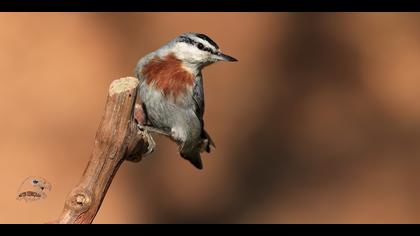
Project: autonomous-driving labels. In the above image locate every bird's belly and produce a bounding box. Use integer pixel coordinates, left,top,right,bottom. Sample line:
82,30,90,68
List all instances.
139,82,200,141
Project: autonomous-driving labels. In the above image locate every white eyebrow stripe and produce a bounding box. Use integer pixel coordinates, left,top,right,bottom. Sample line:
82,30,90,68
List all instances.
189,36,217,52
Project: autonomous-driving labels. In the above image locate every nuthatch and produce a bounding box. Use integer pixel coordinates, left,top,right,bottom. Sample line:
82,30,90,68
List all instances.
135,32,237,169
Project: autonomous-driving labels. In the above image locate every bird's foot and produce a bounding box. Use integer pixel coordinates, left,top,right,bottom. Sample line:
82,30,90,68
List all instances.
143,131,156,155
137,124,172,137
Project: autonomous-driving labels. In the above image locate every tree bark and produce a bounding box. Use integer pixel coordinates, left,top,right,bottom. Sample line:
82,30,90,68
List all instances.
52,77,152,224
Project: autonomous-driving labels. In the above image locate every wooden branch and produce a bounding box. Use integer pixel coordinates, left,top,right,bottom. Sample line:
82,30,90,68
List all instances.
52,77,153,224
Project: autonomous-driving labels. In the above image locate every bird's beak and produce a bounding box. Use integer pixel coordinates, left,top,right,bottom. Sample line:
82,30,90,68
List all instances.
215,52,238,62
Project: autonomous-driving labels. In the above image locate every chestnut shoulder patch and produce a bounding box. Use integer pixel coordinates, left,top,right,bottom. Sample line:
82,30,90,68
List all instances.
142,53,194,99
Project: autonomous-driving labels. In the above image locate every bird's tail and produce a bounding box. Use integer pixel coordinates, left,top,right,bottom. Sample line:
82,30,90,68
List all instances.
180,151,203,170
180,130,215,170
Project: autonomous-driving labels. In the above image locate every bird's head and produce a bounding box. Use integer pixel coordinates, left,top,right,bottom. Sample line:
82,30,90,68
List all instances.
158,32,238,70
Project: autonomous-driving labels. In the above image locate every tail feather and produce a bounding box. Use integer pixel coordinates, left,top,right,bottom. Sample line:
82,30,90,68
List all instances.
181,152,203,170
180,130,214,170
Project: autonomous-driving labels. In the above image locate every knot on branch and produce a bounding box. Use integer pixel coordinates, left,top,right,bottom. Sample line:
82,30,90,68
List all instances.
65,188,93,213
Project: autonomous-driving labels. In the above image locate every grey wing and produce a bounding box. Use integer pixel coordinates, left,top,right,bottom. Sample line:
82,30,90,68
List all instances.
192,75,216,151
192,75,205,121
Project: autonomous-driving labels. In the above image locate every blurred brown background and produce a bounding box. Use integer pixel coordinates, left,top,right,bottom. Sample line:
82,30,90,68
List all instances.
2,13,420,223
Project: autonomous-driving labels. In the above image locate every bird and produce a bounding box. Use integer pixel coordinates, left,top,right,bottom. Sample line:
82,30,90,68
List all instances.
134,32,237,169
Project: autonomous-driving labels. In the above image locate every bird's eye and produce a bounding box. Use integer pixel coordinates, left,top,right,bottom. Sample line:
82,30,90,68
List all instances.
197,43,204,50
32,180,39,184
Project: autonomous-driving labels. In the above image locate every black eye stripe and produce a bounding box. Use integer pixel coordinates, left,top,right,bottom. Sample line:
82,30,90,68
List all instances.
200,46,215,54
195,33,219,49
194,42,212,53
178,35,216,54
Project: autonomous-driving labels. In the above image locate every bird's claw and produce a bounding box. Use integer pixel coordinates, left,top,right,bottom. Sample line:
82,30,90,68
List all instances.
144,132,155,155
137,124,156,155
137,124,171,137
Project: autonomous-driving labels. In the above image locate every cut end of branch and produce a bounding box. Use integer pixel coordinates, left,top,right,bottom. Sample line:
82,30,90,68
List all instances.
109,77,139,96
